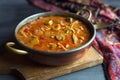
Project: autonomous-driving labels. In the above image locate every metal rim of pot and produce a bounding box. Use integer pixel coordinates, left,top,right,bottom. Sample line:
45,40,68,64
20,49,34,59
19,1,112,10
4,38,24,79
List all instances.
6,8,96,55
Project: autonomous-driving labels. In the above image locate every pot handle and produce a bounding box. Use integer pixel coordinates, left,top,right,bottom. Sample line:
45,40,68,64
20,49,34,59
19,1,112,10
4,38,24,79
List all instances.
6,42,28,55
76,8,92,21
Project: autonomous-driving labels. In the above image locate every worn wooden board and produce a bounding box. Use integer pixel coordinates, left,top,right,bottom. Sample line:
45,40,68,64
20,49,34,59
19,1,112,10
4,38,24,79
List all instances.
0,47,103,80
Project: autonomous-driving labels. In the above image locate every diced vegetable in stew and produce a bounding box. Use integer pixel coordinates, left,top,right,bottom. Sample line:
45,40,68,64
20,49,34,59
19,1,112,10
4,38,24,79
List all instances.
17,16,91,52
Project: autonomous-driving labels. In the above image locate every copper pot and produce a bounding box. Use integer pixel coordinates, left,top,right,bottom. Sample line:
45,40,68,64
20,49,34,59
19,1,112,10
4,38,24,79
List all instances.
6,9,96,66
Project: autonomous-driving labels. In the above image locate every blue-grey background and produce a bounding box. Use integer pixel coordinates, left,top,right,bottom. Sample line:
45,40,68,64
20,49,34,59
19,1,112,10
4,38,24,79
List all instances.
0,0,120,80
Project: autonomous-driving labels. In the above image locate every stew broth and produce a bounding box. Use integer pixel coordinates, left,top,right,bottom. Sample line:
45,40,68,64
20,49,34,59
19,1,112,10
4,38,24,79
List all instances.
17,16,91,52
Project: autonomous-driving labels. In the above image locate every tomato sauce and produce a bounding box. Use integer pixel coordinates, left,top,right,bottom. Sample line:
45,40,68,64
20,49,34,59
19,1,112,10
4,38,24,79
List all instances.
17,16,91,52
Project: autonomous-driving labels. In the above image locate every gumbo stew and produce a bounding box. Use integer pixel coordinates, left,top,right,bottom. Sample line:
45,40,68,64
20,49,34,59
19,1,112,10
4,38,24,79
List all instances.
17,16,91,52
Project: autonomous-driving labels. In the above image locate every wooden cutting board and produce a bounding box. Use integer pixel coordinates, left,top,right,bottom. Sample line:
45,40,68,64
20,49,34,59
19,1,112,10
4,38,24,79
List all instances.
0,47,103,80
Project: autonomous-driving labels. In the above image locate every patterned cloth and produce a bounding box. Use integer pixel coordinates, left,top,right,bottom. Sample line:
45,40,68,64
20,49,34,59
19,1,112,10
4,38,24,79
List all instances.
27,0,120,80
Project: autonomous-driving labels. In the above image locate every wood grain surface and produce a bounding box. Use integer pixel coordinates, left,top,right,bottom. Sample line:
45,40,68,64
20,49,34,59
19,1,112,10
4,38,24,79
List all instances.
0,47,103,80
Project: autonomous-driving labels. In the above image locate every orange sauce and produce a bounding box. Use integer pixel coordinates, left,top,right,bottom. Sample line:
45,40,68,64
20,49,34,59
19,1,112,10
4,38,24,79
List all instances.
17,16,91,52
